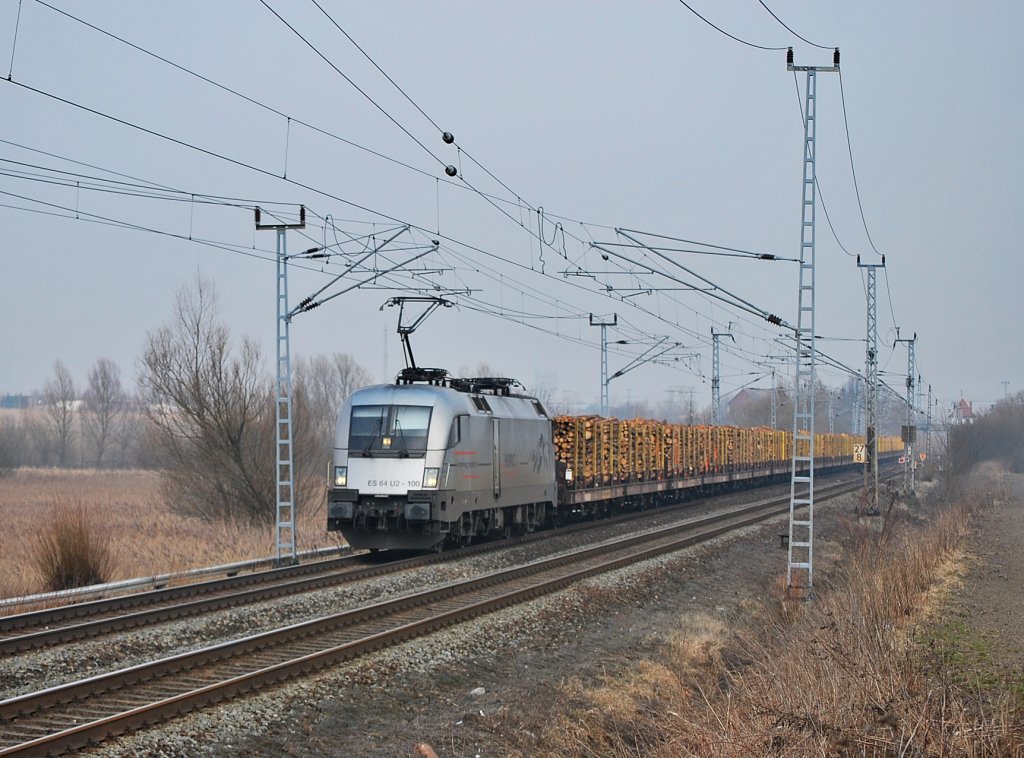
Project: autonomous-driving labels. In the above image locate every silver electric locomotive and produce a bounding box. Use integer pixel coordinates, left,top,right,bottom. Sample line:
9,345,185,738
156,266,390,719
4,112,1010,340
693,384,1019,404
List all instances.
327,370,556,551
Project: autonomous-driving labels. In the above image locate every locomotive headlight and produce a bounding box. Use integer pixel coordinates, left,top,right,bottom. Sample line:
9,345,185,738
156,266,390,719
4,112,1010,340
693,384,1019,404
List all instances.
565,467,574,483
333,466,347,487
423,467,440,488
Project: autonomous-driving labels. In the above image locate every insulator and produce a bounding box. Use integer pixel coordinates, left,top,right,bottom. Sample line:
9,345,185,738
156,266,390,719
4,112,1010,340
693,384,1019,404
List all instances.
833,48,840,68
442,131,455,144
786,47,794,66
445,165,458,177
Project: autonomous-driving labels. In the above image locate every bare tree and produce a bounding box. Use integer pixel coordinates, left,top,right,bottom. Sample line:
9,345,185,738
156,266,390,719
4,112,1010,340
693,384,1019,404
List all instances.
138,275,275,524
293,353,373,470
43,360,77,467
82,358,126,467
458,362,502,378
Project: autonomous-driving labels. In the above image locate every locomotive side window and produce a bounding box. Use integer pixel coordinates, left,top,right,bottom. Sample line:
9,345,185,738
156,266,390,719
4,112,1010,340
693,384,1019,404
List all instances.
447,414,467,448
350,404,433,456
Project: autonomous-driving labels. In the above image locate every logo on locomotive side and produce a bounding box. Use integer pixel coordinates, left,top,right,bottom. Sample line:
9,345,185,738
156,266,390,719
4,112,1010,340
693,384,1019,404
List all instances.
531,433,553,474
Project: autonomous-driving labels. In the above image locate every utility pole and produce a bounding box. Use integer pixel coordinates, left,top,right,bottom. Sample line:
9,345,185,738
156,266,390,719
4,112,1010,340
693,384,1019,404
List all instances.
771,367,778,430
590,313,617,416
916,374,924,431
785,47,840,596
256,206,306,565
1003,380,1010,399
857,254,884,514
926,383,933,459
852,379,864,436
894,330,917,495
711,326,735,425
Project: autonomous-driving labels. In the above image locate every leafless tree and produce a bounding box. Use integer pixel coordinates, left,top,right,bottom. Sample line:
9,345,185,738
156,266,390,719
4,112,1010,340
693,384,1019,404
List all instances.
43,360,77,467
293,353,373,471
82,358,126,467
138,275,275,524
458,362,502,378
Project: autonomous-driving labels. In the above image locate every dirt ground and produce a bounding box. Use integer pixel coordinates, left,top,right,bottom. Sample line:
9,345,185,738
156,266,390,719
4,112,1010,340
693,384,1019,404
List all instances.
948,469,1024,679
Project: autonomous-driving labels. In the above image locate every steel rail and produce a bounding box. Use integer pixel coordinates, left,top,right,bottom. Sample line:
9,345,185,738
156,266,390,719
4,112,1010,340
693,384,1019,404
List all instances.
0,467,864,654
0,476,875,756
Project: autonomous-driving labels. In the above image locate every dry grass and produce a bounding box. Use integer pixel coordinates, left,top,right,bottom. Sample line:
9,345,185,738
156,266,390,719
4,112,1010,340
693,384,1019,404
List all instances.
527,490,1024,757
0,468,343,602
30,499,116,591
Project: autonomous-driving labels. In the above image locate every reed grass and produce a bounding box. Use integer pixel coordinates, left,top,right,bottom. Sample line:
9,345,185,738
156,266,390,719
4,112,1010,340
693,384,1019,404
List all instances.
0,468,342,602
526,489,1024,756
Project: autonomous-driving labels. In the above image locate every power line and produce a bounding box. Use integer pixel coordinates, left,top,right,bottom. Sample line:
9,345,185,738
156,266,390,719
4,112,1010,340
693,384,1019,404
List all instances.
611,227,796,261
756,1,834,50
839,69,885,257
23,0,798,318
676,0,789,51
308,0,443,134
30,0,453,183
790,71,857,257
257,0,446,171
2,31,876,396
305,0,593,253
882,267,900,333
35,0,602,274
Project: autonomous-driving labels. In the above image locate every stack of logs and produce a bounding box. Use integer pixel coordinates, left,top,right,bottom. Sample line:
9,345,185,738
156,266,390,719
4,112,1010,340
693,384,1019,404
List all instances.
554,415,671,487
553,415,900,489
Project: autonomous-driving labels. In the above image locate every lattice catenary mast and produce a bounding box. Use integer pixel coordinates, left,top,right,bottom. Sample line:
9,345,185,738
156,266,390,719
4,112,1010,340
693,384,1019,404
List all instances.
590,313,617,417
785,47,839,595
894,331,918,494
711,326,735,425
857,254,884,514
256,206,307,565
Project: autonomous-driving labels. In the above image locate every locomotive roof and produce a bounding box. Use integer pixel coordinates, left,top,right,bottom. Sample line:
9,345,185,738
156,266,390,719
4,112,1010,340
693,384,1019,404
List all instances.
348,381,547,419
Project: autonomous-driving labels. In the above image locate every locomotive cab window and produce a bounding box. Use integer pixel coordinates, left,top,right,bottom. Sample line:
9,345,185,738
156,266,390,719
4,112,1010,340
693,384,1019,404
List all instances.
350,404,432,457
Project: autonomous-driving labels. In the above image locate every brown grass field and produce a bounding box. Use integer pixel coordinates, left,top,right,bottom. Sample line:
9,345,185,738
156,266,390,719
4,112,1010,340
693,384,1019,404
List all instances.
0,468,342,601
517,482,1024,756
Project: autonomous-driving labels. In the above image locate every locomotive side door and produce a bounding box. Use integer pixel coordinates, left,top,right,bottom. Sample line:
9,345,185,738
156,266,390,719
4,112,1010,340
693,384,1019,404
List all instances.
492,417,501,497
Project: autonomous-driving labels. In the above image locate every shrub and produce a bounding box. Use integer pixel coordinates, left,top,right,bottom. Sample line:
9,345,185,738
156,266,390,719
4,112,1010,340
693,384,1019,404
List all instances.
31,499,115,591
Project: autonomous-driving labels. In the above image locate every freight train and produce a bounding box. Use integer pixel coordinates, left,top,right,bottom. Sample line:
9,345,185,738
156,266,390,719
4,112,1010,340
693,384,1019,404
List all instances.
327,368,902,551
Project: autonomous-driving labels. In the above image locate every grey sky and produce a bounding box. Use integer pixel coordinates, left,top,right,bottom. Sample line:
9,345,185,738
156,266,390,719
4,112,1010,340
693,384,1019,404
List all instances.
1,1,1021,415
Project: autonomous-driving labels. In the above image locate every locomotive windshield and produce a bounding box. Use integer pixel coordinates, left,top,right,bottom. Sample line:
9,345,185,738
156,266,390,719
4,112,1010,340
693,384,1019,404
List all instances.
349,404,433,456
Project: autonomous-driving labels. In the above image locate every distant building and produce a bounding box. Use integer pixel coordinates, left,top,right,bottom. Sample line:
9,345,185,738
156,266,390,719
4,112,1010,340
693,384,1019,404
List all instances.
952,398,974,424
1,394,30,410
727,387,787,426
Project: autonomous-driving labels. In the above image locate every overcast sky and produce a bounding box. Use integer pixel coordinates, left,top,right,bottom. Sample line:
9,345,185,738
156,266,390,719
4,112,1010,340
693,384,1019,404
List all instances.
1,1,1021,417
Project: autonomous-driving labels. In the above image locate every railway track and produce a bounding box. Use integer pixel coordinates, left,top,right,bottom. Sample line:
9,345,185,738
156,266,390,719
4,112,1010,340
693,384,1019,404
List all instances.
0,470,865,656
0,476,874,756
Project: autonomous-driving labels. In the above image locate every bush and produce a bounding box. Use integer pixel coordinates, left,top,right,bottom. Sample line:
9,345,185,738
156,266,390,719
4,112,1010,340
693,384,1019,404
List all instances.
31,500,115,591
